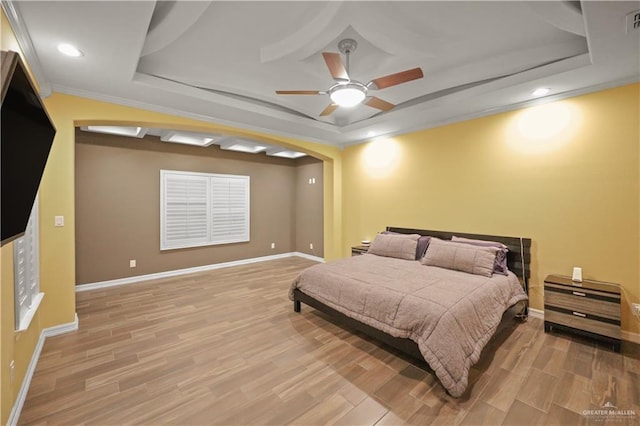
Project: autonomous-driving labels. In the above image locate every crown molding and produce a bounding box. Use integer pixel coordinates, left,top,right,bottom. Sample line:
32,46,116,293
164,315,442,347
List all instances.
50,83,341,149
1,0,52,98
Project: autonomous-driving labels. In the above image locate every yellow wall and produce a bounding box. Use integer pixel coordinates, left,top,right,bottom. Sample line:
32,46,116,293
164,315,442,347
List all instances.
342,83,640,335
1,10,51,423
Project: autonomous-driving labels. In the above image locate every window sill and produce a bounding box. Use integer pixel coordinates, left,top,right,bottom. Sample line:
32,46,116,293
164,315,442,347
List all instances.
161,237,250,251
15,292,45,333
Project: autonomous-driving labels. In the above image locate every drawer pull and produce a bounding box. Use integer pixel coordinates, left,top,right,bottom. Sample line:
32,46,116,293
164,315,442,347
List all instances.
572,311,587,318
572,291,586,297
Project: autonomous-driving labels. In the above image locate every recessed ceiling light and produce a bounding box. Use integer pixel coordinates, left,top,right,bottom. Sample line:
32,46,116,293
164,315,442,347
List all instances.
81,126,147,138
367,131,376,137
531,88,550,97
57,43,83,57
221,143,267,154
161,132,215,146
267,149,306,159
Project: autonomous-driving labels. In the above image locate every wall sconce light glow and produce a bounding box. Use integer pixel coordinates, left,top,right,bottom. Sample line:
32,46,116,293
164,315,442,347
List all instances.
517,103,571,140
362,139,401,178
531,87,550,97
507,102,579,154
57,43,83,57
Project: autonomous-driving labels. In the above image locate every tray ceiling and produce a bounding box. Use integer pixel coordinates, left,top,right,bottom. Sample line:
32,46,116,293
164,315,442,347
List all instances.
6,1,640,147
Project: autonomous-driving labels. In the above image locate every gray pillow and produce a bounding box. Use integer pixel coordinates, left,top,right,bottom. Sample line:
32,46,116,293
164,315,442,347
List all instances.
421,238,498,277
382,231,431,260
416,235,432,260
368,233,420,260
451,236,509,275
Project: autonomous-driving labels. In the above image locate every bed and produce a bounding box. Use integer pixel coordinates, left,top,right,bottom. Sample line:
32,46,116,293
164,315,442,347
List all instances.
289,226,532,397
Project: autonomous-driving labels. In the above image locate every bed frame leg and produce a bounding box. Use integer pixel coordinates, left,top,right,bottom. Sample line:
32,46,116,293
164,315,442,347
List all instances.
516,300,529,321
293,300,301,313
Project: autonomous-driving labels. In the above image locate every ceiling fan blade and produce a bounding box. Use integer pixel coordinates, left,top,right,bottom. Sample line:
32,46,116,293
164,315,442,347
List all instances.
368,67,424,90
322,52,349,81
366,97,395,111
275,90,321,95
319,103,338,116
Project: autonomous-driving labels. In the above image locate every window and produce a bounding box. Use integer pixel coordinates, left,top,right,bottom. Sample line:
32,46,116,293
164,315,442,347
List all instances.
14,195,43,331
160,170,250,250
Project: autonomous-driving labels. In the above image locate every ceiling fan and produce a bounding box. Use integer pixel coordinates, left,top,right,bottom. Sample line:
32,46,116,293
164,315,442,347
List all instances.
276,39,424,116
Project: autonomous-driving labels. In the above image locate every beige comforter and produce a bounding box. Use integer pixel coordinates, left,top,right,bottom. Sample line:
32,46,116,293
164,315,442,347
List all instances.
289,254,527,397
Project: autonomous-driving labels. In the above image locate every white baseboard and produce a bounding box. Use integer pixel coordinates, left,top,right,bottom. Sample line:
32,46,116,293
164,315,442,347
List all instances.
291,251,325,263
76,252,324,292
525,308,640,344
528,307,544,319
7,314,78,426
43,313,79,338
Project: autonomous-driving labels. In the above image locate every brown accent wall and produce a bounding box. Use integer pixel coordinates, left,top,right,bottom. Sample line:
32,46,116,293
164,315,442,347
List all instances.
75,130,322,284
295,157,324,257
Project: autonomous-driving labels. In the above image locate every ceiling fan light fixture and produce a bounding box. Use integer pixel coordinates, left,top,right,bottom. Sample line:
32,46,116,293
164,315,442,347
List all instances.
330,84,366,107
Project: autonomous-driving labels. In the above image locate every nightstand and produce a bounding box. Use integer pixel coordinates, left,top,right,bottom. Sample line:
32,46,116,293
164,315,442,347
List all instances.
544,274,621,352
351,245,369,256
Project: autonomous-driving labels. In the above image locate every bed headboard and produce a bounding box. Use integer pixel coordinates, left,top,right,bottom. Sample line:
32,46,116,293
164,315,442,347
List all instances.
386,226,532,282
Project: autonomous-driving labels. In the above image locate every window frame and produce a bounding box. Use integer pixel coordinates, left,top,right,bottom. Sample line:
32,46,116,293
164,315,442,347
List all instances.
160,170,250,251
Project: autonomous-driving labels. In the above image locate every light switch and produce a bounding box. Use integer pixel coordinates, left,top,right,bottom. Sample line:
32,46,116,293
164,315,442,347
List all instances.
55,216,64,227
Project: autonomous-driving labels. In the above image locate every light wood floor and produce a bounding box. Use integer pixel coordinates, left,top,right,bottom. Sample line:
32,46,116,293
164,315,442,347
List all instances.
19,257,639,425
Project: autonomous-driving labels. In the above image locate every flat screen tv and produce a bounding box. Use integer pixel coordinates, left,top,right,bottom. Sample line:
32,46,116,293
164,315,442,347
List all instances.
1,50,56,245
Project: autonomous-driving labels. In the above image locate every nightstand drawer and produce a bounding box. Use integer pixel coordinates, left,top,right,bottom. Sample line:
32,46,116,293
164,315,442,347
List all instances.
544,285,620,320
543,274,621,352
545,309,621,340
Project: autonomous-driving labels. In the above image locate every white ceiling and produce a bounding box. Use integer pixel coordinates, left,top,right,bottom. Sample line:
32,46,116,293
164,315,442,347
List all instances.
5,1,640,147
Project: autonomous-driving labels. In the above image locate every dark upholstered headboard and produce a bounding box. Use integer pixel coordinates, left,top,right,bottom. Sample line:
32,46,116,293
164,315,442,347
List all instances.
386,226,532,282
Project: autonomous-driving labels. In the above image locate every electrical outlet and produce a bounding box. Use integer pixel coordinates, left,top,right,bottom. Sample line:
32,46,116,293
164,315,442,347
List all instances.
632,303,640,319
10,360,15,384
309,243,313,250
271,242,275,249
129,259,136,268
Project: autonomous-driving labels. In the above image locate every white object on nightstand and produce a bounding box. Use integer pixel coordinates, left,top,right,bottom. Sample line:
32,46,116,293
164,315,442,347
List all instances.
572,267,582,282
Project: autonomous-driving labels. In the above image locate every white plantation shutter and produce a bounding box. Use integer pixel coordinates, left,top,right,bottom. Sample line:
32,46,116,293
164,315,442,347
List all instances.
14,196,40,330
161,170,249,250
211,176,249,243
14,237,28,323
161,172,209,249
